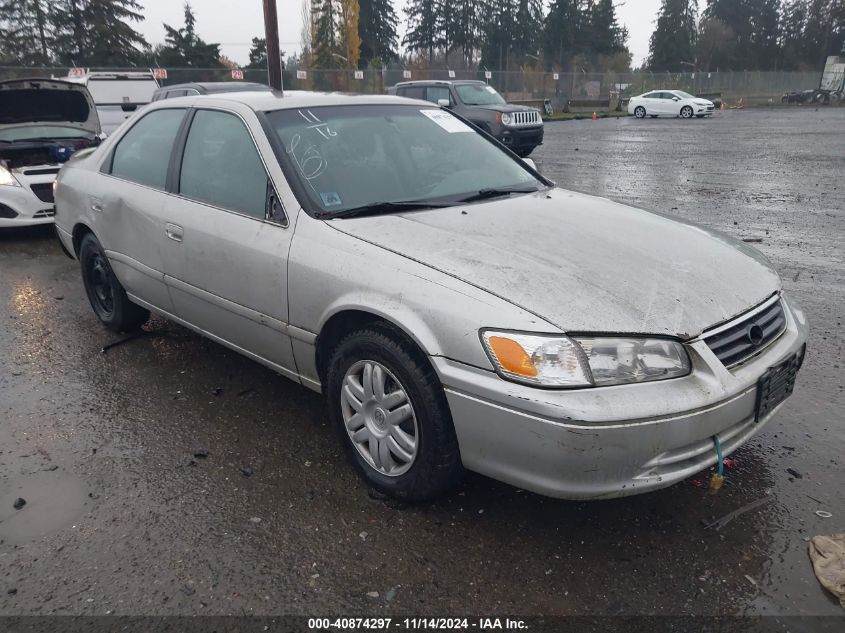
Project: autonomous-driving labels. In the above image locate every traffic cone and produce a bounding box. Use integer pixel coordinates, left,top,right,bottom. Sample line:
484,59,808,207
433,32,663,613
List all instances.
592,111,598,120
720,102,725,111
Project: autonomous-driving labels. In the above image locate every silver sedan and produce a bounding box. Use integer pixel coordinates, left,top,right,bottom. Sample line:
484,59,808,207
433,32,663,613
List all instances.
54,91,808,500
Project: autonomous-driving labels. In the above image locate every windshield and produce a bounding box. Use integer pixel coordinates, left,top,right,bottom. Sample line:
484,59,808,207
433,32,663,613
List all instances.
674,91,696,99
455,84,506,106
0,125,92,142
267,104,543,216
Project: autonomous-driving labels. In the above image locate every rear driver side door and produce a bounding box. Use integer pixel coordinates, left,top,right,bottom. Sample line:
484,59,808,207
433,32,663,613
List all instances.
159,107,298,379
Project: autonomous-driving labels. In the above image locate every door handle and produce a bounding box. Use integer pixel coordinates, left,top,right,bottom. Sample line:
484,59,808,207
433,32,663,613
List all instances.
165,223,183,242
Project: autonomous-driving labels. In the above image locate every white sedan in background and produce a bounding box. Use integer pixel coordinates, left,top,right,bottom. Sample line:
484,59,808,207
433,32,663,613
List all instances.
628,90,716,119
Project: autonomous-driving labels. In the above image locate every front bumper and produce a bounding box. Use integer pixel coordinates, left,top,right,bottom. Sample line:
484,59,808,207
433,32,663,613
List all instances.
499,125,544,149
0,169,57,228
435,295,808,499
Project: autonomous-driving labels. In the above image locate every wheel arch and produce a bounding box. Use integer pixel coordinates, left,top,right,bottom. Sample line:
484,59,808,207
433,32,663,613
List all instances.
314,308,435,386
71,222,97,256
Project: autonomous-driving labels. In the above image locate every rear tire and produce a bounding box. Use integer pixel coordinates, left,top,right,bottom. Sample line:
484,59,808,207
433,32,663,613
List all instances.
634,106,646,118
325,325,463,501
79,233,149,332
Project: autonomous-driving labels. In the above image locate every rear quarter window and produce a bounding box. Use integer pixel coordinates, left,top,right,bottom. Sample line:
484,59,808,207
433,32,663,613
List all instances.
109,109,185,189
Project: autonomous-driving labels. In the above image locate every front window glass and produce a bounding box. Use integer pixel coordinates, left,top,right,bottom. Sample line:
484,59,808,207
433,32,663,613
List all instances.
110,108,184,189
455,84,506,106
0,125,93,141
179,110,268,219
267,104,543,216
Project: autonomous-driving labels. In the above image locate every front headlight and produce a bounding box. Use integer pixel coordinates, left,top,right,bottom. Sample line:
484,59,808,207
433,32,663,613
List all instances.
500,113,512,125
481,331,690,388
0,165,21,187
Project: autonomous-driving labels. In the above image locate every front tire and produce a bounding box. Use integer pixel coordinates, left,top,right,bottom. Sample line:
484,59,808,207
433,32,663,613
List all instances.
515,147,534,158
681,106,694,119
326,325,463,501
79,233,149,332
634,106,646,118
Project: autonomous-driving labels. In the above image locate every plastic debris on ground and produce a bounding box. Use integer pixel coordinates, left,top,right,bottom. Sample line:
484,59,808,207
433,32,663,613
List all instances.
808,534,845,609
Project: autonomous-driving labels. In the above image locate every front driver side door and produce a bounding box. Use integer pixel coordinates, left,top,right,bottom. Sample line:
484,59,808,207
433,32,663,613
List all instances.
160,107,298,379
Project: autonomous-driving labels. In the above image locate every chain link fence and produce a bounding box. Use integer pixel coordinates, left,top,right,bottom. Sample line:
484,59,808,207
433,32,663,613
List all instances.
0,65,823,110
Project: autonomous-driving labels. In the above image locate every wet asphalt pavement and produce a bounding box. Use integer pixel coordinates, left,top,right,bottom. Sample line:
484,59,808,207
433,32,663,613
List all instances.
1,108,843,618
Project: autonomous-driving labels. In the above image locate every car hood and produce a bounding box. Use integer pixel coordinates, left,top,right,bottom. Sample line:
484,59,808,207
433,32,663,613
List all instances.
328,188,781,339
0,78,100,134
693,99,713,106
473,103,540,114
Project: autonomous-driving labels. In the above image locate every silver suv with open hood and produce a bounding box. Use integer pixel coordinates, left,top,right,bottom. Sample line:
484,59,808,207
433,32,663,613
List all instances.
0,78,101,228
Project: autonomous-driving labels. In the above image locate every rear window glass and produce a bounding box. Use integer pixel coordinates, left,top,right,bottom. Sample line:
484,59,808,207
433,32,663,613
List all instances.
110,109,184,189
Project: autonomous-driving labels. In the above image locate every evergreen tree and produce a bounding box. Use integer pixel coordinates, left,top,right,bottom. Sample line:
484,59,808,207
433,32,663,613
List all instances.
246,37,267,69
780,0,810,68
481,1,516,69
451,1,485,67
312,0,339,68
513,0,545,62
79,0,148,66
590,0,628,56
404,0,440,64
0,0,54,65
696,15,735,69
753,0,782,68
157,3,223,67
543,0,590,70
648,0,698,71
702,0,784,69
803,0,845,66
358,0,398,66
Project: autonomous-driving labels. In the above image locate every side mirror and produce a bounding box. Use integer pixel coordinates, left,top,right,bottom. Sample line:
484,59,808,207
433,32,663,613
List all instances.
672,97,680,101
522,158,537,171
437,98,451,108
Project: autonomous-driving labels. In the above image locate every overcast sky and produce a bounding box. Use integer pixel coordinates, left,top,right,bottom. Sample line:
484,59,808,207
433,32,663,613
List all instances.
135,0,663,67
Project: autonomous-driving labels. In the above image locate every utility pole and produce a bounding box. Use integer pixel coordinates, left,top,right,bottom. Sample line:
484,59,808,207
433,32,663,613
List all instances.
263,0,283,93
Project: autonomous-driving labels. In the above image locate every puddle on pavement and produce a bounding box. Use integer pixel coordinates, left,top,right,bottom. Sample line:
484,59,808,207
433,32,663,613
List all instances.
0,471,87,545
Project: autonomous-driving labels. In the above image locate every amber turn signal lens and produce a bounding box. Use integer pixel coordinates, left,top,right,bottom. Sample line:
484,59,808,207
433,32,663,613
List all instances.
487,336,537,377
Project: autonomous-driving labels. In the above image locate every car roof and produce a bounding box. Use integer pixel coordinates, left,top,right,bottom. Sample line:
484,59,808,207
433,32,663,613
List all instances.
160,82,272,93
393,80,486,87
154,90,434,112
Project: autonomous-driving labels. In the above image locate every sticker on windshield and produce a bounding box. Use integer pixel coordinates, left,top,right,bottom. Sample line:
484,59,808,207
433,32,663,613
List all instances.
420,109,473,133
320,192,342,207
485,86,497,93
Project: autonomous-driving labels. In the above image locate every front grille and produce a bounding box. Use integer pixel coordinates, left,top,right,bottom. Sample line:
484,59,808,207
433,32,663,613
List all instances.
34,209,55,218
23,167,60,176
703,297,787,368
30,183,54,203
511,111,541,126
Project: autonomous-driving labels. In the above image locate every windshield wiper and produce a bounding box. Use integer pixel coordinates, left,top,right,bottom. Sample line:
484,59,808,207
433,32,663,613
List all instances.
316,200,455,220
457,185,541,203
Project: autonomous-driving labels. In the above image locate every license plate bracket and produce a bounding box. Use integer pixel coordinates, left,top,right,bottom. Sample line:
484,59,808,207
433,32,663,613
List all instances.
754,346,805,422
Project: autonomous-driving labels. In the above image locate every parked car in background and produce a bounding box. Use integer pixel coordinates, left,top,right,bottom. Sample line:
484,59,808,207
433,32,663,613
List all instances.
65,71,159,135
389,80,544,157
629,90,716,119
54,91,806,502
152,81,272,101
0,78,101,228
